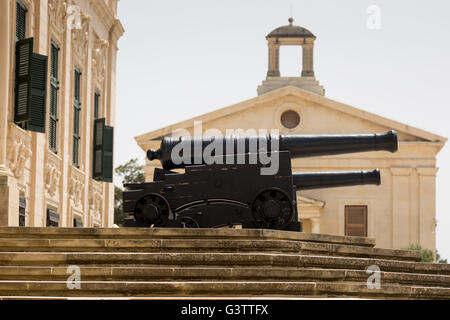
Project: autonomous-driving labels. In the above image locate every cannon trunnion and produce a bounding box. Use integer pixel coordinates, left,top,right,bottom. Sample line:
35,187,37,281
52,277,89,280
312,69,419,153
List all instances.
123,131,397,232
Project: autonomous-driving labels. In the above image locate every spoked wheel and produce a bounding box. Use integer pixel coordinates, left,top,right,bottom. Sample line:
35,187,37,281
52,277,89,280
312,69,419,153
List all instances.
180,216,200,228
134,194,171,227
251,188,295,230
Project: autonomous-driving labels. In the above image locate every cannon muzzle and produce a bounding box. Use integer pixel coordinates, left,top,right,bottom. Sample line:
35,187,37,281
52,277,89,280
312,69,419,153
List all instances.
293,169,381,190
147,131,398,170
280,130,397,158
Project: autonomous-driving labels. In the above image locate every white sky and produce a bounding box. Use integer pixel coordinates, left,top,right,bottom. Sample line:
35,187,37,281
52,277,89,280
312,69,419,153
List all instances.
116,0,450,259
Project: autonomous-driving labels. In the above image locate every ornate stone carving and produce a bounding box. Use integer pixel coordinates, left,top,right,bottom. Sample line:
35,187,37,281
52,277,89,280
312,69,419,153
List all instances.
72,13,90,61
89,183,103,219
44,162,60,198
92,38,109,83
7,136,32,179
48,0,67,34
69,175,84,207
88,0,117,31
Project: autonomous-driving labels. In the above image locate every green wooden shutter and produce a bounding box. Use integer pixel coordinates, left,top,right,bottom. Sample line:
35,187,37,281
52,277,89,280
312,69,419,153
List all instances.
46,208,59,227
49,41,59,152
14,38,33,124
73,69,81,166
16,0,27,42
28,53,47,133
93,118,113,183
14,38,48,133
93,118,104,178
73,217,83,228
19,196,26,227
102,125,114,182
94,91,100,120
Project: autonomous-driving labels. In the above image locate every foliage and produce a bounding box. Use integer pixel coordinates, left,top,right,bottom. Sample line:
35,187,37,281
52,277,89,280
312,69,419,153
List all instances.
114,186,126,227
115,158,146,184
114,158,145,226
436,251,448,264
405,243,434,263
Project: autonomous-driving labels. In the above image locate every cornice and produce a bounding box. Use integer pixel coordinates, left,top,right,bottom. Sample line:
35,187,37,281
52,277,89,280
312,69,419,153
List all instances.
87,0,117,32
417,167,439,177
390,167,413,176
110,18,125,43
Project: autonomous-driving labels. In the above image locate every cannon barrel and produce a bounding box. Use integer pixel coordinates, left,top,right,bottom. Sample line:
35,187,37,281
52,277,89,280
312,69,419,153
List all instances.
147,130,397,170
293,169,381,190
279,130,397,158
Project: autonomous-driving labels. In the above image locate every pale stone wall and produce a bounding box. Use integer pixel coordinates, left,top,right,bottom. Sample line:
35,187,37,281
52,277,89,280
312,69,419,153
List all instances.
137,87,445,255
0,0,124,227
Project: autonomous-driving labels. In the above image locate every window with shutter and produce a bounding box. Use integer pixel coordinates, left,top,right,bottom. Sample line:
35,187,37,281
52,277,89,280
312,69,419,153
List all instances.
46,208,59,227
93,118,114,183
19,196,26,227
49,40,59,153
73,69,82,167
94,91,100,120
73,218,83,228
345,205,368,237
16,0,27,42
14,38,48,133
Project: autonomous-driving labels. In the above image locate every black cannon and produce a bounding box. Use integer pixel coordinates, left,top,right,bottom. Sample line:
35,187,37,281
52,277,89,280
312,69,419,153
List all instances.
123,131,397,231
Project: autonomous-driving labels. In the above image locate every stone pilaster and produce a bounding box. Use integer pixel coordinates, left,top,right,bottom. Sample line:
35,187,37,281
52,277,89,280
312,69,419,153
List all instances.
267,42,280,77
36,0,49,53
0,175,19,226
310,217,320,234
0,0,11,173
417,168,438,254
59,10,72,227
29,133,46,226
82,23,93,226
301,44,314,77
104,28,120,226
390,168,412,249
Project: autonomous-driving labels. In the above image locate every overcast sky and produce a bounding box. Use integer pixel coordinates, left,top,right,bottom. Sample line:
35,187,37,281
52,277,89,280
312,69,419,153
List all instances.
116,0,450,258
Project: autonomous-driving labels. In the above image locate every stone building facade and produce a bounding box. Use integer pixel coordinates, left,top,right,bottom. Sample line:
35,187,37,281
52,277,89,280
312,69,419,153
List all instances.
135,19,446,254
0,0,124,227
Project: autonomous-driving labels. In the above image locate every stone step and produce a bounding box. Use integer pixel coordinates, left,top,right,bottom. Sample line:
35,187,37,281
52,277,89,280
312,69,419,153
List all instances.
0,252,447,275
0,280,448,299
0,238,419,261
0,266,448,288
0,227,375,247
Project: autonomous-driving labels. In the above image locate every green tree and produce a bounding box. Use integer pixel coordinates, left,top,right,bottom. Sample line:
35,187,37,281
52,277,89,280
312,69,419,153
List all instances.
114,158,145,226
436,251,448,264
405,243,434,263
114,186,125,226
115,158,146,184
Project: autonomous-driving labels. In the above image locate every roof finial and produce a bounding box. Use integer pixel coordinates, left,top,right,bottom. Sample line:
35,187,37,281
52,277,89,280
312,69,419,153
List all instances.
289,4,294,25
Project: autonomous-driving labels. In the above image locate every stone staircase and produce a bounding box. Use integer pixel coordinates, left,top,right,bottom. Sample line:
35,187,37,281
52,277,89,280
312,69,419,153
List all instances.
0,227,449,299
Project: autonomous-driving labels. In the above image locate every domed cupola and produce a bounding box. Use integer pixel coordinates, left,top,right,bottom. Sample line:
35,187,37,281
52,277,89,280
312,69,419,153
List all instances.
257,18,324,96
267,17,316,39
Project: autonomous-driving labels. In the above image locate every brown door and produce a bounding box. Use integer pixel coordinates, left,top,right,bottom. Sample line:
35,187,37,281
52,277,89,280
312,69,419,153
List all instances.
345,205,367,237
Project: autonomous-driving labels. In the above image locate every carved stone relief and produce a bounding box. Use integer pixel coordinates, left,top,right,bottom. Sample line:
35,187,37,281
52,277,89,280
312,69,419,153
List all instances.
7,136,32,179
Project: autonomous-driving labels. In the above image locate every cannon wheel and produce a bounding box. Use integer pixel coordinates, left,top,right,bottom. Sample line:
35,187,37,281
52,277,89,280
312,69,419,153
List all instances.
134,193,171,227
250,188,295,230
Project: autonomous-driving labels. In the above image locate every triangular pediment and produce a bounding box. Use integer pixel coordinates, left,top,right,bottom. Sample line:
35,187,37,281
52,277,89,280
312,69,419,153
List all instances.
136,86,446,150
298,196,325,207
